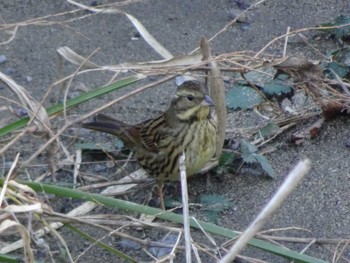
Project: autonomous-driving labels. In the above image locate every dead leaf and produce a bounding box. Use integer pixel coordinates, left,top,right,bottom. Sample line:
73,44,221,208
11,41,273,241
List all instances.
272,56,323,81
200,37,227,157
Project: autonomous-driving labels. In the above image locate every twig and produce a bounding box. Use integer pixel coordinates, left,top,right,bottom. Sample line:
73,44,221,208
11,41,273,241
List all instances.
328,68,350,95
19,75,173,171
63,48,101,122
255,23,350,58
200,37,227,158
220,159,312,262
192,0,267,52
0,153,20,206
283,26,290,58
179,152,193,263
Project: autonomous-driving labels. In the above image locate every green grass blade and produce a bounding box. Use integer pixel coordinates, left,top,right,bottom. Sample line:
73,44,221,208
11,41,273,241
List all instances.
8,180,327,263
65,224,137,263
0,254,19,263
0,74,145,137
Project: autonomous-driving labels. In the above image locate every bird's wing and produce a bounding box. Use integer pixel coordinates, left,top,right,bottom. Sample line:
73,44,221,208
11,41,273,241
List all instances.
138,115,169,153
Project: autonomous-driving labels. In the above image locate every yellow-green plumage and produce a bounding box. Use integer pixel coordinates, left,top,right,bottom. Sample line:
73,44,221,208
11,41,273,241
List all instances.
83,81,218,208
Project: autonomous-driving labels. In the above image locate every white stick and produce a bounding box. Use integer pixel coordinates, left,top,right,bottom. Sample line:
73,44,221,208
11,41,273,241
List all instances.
220,159,312,262
179,152,192,263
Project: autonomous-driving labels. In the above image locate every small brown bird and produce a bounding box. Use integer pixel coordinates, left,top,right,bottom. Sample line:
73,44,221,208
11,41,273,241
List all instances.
83,81,218,209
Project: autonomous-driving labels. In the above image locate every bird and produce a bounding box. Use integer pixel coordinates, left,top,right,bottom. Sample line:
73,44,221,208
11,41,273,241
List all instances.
82,81,218,209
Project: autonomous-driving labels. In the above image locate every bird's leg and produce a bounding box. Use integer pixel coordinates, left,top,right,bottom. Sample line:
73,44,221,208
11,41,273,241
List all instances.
158,181,165,210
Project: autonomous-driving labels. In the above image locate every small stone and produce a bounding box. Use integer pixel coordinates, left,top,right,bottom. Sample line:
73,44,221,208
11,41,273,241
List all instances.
26,76,33,82
90,1,98,6
240,22,250,31
4,68,15,75
68,91,80,99
175,75,196,86
20,136,30,144
223,76,231,83
228,139,240,151
105,161,114,169
3,162,13,169
234,0,250,10
345,137,350,148
115,139,124,149
93,164,106,173
0,55,7,64
281,98,294,113
149,233,178,258
292,90,307,109
17,108,28,117
119,239,141,250
78,128,90,137
131,31,141,40
228,8,247,23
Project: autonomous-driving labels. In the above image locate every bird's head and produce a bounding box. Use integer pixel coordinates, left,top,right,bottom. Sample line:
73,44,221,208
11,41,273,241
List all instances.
169,81,214,122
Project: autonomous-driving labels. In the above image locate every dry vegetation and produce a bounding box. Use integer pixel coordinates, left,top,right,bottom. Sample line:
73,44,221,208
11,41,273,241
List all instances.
1,1,350,262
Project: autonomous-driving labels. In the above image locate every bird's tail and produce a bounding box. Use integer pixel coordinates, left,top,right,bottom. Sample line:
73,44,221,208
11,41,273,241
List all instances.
82,114,135,143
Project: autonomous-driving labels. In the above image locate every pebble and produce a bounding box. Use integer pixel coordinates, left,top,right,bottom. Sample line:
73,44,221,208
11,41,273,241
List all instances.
115,139,124,149
90,1,98,6
0,55,7,64
228,8,248,23
93,164,106,173
345,137,350,148
20,136,30,144
223,76,231,83
234,0,250,10
281,98,294,113
67,91,80,99
58,91,80,102
78,128,90,137
3,162,13,170
4,67,15,75
119,239,141,250
149,233,178,258
228,139,240,151
175,75,197,87
240,22,251,31
291,90,308,109
17,108,29,117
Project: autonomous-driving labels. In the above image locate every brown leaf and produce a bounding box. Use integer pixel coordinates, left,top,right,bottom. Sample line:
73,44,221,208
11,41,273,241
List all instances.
272,56,323,81
322,101,346,119
200,37,227,157
291,118,324,144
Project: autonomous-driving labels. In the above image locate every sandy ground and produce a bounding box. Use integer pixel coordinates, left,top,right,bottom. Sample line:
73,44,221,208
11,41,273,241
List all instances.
1,0,350,262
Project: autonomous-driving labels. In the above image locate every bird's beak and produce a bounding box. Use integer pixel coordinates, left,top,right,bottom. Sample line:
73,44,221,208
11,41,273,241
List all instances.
201,95,215,106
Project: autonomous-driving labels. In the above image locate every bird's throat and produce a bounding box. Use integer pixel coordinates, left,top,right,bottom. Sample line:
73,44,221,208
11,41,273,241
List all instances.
175,106,210,122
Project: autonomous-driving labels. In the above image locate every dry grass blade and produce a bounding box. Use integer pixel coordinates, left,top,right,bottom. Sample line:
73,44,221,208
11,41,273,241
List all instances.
0,72,50,133
119,52,203,71
57,46,203,75
124,13,173,59
200,37,227,157
0,153,19,206
73,149,82,187
220,159,312,262
0,154,36,262
0,25,18,45
66,0,122,14
4,203,43,214
179,152,192,263
0,169,148,254
57,46,100,69
0,219,34,263
333,239,350,263
0,72,60,179
67,0,173,60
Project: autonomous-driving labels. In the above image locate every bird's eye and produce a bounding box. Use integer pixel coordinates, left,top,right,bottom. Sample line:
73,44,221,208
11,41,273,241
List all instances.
187,95,194,101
